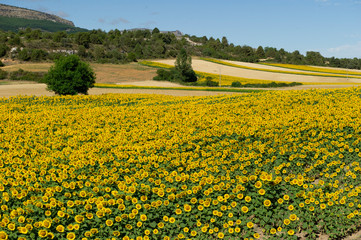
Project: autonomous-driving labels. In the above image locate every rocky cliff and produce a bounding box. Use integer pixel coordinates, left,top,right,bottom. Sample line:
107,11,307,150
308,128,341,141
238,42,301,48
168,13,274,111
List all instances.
0,4,74,27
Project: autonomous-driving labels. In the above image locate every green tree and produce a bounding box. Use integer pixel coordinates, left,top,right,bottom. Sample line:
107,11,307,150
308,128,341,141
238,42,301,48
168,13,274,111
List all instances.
45,55,96,95
256,46,265,59
0,44,8,58
152,27,160,35
305,51,324,66
174,48,197,82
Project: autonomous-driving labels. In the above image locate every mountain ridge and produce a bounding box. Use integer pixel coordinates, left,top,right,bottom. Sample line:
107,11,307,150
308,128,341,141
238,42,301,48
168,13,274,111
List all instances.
0,3,74,27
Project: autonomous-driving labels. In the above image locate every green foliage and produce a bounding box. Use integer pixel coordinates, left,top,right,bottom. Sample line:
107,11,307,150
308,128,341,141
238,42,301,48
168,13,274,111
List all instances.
0,69,7,79
0,44,8,57
44,55,96,95
231,81,242,87
174,48,197,82
0,25,360,70
9,69,46,82
153,68,176,82
17,48,48,61
204,76,219,87
231,81,302,88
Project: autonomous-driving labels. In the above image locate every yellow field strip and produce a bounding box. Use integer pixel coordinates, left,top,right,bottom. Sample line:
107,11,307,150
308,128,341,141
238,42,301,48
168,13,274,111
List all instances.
261,63,361,76
201,58,361,79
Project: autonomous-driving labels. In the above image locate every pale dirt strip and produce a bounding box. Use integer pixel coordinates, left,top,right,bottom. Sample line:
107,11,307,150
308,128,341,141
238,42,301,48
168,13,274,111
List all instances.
0,83,360,99
0,84,246,98
154,59,361,84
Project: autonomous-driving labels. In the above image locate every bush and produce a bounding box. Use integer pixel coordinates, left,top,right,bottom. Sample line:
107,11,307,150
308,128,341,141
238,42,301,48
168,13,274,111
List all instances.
0,69,7,79
153,69,175,81
230,81,302,88
204,77,219,87
44,55,96,95
0,44,8,58
9,69,46,82
231,81,242,87
0,60,4,67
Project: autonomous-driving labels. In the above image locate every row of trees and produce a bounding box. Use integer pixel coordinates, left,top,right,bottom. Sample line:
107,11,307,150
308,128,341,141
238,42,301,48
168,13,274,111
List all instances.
0,27,360,69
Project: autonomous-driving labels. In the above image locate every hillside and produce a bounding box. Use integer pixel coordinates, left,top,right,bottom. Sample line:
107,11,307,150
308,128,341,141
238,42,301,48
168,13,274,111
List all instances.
0,16,87,33
0,3,74,26
0,4,87,33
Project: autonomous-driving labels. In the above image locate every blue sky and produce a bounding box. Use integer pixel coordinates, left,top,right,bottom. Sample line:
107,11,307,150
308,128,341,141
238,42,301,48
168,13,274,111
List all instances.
2,0,361,58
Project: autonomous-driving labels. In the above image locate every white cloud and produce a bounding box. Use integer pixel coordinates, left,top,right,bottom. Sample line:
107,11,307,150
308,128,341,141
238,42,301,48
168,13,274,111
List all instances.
36,6,69,18
110,17,130,25
325,41,361,58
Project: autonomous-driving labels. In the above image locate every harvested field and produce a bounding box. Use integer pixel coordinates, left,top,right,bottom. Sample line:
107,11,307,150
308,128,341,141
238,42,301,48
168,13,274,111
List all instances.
153,59,361,84
1,62,157,83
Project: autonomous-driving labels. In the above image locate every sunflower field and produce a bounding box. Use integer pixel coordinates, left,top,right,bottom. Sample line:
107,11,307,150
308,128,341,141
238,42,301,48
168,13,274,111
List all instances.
2,88,361,240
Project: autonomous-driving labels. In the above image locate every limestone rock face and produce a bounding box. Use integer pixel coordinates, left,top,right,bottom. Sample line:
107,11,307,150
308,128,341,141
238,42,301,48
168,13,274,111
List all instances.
0,3,75,27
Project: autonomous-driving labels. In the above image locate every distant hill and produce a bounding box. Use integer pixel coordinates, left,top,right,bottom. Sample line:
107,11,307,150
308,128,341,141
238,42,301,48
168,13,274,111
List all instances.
0,4,87,33
0,16,87,33
0,4,74,26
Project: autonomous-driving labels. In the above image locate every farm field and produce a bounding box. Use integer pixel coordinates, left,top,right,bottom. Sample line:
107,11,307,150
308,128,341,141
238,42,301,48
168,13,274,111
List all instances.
2,59,361,89
1,62,157,84
152,59,361,85
2,88,361,239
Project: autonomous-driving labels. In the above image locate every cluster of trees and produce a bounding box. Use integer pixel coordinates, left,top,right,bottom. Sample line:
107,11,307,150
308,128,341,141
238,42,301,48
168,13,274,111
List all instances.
0,27,360,69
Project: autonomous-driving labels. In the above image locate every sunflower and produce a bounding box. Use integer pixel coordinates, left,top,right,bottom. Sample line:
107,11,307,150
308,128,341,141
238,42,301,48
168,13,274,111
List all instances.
7,223,15,231
264,199,271,207
106,219,113,227
258,189,266,195
56,225,65,232
140,214,147,221
247,222,254,228
75,215,84,223
284,219,291,225
38,229,48,238
184,204,192,212
241,206,249,213
290,214,297,221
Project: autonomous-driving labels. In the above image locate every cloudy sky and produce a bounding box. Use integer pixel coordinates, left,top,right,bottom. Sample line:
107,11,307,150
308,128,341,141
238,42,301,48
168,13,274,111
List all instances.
2,0,361,58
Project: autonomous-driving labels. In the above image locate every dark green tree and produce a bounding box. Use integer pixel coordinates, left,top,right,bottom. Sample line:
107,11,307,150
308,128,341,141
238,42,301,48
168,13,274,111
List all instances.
0,44,8,58
256,46,265,59
44,55,96,95
174,48,197,82
305,51,324,66
152,28,160,35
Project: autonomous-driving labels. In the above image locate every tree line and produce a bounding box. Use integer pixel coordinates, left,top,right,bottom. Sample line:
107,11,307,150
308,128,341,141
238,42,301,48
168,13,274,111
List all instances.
0,27,360,69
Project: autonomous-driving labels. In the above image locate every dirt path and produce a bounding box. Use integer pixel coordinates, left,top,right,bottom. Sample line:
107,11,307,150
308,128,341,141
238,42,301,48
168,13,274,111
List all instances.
0,83,246,98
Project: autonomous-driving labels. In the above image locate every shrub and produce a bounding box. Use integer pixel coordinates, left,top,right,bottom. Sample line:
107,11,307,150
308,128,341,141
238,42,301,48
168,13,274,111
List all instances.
44,55,96,95
0,69,7,79
204,77,219,87
231,81,242,87
0,44,8,58
9,69,46,82
231,81,302,88
153,69,175,81
0,60,4,67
